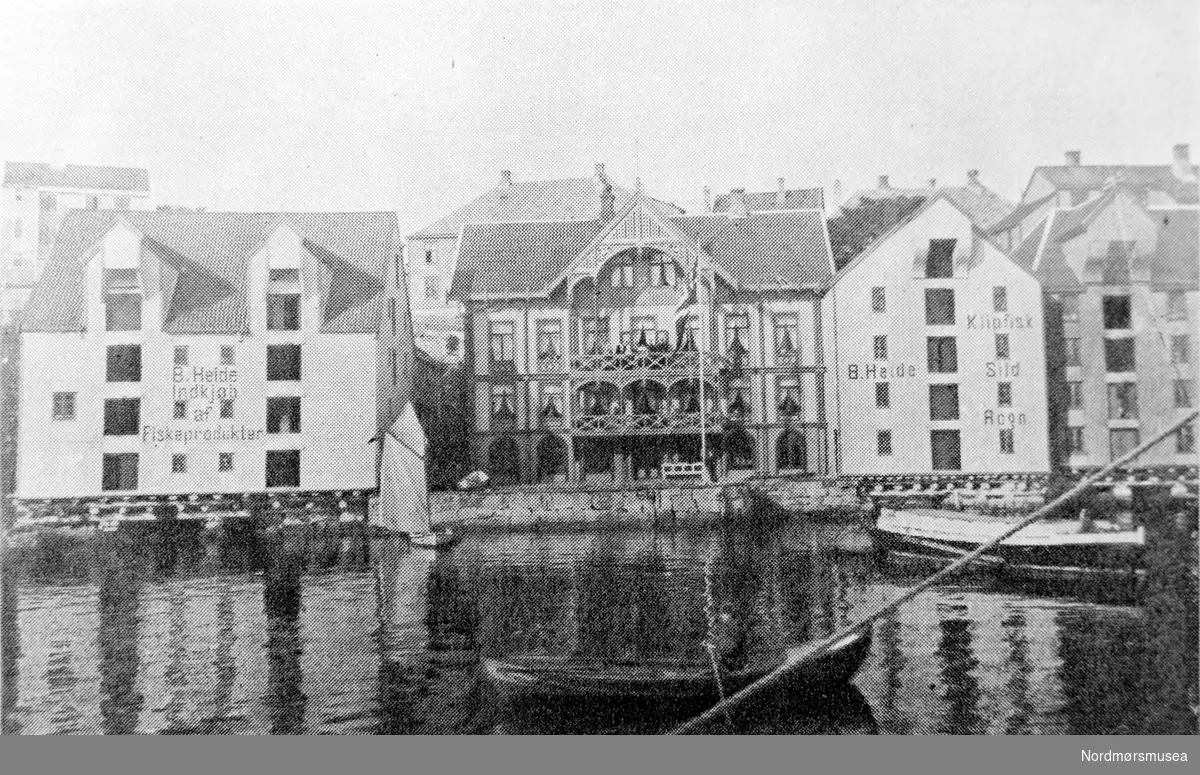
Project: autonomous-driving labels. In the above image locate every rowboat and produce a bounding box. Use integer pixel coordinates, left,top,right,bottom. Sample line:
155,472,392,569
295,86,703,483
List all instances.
483,627,872,705
872,507,1144,582
409,529,459,550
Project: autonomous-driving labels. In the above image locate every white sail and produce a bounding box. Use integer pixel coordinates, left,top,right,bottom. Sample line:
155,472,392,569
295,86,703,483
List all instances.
378,402,430,535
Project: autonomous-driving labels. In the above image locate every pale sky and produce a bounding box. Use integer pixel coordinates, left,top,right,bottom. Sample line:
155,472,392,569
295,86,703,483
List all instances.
1,0,1196,234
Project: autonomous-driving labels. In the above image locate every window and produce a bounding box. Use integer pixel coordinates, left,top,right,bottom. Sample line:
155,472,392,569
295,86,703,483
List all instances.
267,397,301,433
925,239,956,278
1174,380,1193,408
424,276,440,300
217,453,233,472
173,400,187,419
999,428,1015,454
581,317,609,355
115,195,130,210
929,384,960,420
101,453,138,491
611,253,633,287
106,345,142,382
1177,422,1196,454
106,294,142,331
871,287,886,313
873,335,887,360
390,348,398,385
649,252,675,286
877,430,893,456
995,334,1010,360
266,344,301,381
1061,294,1080,322
52,392,76,421
1109,428,1140,460
39,192,55,211
489,321,516,366
725,313,750,356
103,398,140,435
1102,296,1132,329
1107,382,1138,419
220,399,234,419
1067,427,1085,454
998,382,1012,407
1067,381,1083,409
1171,335,1190,364
269,268,299,284
174,345,188,365
388,298,397,335
875,382,890,409
777,379,801,415
86,195,100,210
172,454,187,474
931,429,962,470
425,249,434,265
221,346,235,365
777,430,808,470
536,320,564,365
13,220,21,239
1104,338,1135,372
925,288,955,325
927,337,958,374
1065,338,1082,367
774,314,799,358
540,384,564,423
993,286,1008,313
267,294,300,330
266,450,300,488
726,380,750,416
1166,290,1187,320
491,384,517,426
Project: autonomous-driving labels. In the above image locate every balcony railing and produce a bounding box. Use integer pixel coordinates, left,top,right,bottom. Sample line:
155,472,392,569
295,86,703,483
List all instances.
571,349,728,374
572,411,727,435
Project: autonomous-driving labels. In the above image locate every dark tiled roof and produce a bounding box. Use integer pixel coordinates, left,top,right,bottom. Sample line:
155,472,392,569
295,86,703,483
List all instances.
409,177,682,240
4,161,150,192
842,184,1014,232
22,210,396,334
448,208,832,299
712,187,824,213
827,195,928,269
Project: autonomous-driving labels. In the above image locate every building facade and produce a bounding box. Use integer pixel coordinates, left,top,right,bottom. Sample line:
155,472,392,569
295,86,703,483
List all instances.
449,187,835,485
1006,184,1198,470
16,209,411,501
2,161,152,322
824,193,1051,475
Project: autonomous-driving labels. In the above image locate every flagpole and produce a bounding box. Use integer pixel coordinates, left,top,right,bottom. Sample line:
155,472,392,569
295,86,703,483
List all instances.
696,250,710,484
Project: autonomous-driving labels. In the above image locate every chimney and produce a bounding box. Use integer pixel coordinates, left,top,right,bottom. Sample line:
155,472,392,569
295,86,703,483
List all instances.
729,188,749,219
1064,150,1081,166
927,178,937,189
500,169,513,187
599,178,615,222
776,177,787,206
1173,143,1197,182
595,162,607,182
967,169,980,187
703,186,712,213
1174,143,1190,165
877,175,890,190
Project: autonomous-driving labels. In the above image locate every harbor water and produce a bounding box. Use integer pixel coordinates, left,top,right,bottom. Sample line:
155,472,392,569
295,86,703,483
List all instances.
1,515,1196,735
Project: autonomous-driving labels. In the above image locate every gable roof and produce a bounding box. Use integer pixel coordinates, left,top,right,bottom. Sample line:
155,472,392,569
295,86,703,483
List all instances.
1027,164,1199,204
841,181,1014,232
4,161,150,192
712,187,824,213
447,203,833,300
21,210,397,334
408,176,683,240
1014,190,1198,292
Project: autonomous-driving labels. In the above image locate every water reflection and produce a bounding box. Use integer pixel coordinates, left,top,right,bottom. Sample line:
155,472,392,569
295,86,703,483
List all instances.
1,516,1195,735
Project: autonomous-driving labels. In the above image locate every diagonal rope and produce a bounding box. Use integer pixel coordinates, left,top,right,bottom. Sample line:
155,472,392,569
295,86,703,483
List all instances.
669,408,1197,734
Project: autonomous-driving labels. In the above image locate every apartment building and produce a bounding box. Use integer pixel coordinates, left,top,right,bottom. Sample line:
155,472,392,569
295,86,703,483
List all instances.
16,209,411,501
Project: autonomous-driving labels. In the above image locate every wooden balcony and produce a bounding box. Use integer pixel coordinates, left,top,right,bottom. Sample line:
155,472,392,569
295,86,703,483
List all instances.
570,349,728,377
571,410,727,436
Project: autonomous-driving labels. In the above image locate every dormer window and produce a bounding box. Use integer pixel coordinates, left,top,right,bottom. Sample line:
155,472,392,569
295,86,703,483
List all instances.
925,239,956,279
104,268,142,331
267,267,301,330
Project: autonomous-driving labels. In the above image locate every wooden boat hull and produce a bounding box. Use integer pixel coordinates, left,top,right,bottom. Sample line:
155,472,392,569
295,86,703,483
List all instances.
484,628,872,704
410,530,458,550
871,508,1144,583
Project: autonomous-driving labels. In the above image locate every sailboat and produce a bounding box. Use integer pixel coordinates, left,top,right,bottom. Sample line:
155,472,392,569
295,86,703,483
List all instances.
379,402,459,550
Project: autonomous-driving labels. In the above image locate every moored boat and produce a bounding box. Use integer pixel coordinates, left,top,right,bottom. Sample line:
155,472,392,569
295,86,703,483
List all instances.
872,507,1144,582
483,627,872,705
409,528,459,550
